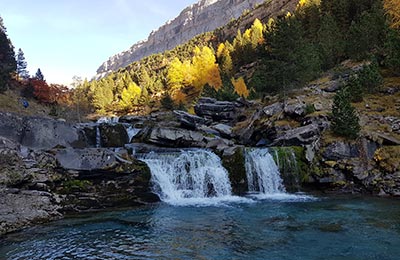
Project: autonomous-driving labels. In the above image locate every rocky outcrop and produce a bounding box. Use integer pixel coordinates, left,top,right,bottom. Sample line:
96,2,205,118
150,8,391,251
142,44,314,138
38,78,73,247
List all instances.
0,189,62,236
147,127,206,148
95,0,269,78
272,124,321,146
194,97,240,121
173,110,210,130
0,112,87,150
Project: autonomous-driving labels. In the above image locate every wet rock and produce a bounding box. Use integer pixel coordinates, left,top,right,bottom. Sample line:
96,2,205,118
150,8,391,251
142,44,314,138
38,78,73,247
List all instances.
0,189,62,236
221,146,248,195
99,124,129,147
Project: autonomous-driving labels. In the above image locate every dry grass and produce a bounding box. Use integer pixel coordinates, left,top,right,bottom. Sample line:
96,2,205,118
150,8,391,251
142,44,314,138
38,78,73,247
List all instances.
0,89,80,121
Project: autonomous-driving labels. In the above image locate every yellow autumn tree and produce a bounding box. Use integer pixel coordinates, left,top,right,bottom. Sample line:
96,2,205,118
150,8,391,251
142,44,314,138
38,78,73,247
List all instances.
384,0,400,29
167,57,185,91
298,0,320,9
231,77,249,98
216,42,233,76
191,46,222,91
120,82,142,109
250,18,265,47
167,57,195,93
217,43,226,59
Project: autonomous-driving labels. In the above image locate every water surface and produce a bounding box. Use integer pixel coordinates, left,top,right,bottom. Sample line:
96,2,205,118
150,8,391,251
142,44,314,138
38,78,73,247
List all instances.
1,195,399,260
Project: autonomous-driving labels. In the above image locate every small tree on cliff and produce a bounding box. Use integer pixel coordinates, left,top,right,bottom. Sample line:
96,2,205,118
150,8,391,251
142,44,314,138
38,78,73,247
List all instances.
331,86,360,139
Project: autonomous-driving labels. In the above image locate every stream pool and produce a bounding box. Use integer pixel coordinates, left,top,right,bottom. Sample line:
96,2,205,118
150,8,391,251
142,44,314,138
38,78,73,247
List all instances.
1,195,399,260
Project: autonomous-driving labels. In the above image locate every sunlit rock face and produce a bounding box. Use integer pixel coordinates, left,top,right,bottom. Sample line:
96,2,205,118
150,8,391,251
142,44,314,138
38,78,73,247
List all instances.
95,0,266,79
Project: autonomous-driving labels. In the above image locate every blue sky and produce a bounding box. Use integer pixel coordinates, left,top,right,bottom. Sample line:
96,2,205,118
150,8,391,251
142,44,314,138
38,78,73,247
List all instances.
1,0,196,85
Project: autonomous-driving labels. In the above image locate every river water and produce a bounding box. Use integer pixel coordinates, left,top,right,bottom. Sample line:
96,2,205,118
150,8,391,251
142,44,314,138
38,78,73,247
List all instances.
1,195,400,260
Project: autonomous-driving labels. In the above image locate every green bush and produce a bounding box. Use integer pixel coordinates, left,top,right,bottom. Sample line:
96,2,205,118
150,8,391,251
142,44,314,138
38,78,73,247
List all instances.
357,62,383,93
331,86,360,139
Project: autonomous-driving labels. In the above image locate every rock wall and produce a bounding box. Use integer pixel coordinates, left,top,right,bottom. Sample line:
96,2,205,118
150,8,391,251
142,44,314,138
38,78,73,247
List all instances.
95,0,269,78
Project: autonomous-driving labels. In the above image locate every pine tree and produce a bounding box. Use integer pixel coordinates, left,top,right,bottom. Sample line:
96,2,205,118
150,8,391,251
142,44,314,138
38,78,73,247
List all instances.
35,68,44,81
331,86,360,139
346,4,387,60
317,14,345,69
384,28,400,75
16,48,29,79
0,16,16,92
265,16,321,92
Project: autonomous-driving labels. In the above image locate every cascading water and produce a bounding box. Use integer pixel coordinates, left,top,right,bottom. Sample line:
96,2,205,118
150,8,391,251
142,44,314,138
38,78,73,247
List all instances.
95,126,101,148
245,148,286,194
139,149,239,205
125,125,140,143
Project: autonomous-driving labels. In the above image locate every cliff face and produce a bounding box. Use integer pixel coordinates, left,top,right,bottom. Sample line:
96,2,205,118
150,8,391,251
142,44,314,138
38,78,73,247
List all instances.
95,0,267,79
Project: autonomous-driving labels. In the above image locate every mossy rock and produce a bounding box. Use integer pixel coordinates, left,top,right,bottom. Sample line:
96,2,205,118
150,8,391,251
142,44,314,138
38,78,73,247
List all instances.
374,146,400,173
221,147,248,195
99,124,128,147
270,146,310,192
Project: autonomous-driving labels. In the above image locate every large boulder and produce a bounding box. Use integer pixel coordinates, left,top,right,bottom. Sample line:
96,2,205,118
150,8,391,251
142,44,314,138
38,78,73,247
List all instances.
0,112,24,143
99,124,129,147
194,97,238,121
0,189,61,236
263,102,284,117
284,99,306,118
173,110,210,130
271,124,320,146
55,147,159,211
56,148,133,172
21,116,87,150
220,146,248,195
323,141,360,161
211,123,233,138
147,127,206,148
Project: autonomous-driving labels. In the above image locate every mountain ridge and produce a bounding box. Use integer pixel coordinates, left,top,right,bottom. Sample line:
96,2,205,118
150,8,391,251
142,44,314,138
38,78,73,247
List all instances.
95,0,268,79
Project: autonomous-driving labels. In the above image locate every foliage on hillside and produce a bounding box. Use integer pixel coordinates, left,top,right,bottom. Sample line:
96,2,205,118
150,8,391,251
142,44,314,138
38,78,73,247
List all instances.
1,0,399,120
75,0,399,116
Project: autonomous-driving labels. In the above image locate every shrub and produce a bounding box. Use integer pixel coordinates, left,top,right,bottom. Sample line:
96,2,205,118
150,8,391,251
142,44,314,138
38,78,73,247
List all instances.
331,86,360,139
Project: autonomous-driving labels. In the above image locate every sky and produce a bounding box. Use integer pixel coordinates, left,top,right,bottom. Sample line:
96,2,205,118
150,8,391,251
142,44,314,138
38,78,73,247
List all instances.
1,0,197,85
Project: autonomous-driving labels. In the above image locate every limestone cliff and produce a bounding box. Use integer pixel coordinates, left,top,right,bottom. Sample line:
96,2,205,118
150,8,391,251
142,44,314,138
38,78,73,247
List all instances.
95,0,268,79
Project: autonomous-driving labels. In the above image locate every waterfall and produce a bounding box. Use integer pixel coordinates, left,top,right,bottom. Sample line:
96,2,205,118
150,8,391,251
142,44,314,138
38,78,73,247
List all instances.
95,126,101,148
245,148,286,194
125,125,141,143
139,149,236,205
97,117,119,124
